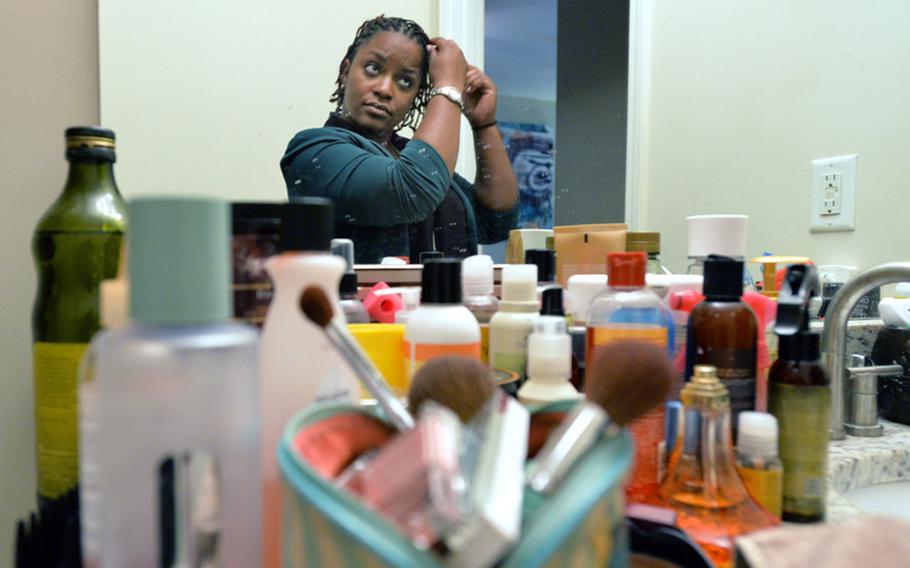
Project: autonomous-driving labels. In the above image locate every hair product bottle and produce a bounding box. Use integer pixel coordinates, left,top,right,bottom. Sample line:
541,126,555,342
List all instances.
735,412,783,521
31,126,127,502
405,259,481,378
660,366,779,568
685,255,758,433
259,197,358,565
489,264,540,383
79,197,260,566
331,238,369,323
587,252,673,503
462,254,499,364
517,313,579,406
768,264,830,523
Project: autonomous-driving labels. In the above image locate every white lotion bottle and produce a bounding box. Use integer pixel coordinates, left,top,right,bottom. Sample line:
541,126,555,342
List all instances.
490,264,539,381
259,197,357,567
80,197,260,567
518,315,581,406
405,258,481,378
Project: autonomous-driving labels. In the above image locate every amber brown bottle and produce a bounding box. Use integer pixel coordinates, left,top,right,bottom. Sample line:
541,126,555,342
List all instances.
685,256,758,430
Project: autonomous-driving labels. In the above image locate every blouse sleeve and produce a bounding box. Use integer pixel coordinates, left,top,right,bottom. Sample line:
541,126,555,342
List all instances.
452,173,519,244
280,128,451,227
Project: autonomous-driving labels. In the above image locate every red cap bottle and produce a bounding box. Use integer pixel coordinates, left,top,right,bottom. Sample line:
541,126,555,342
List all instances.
608,252,647,287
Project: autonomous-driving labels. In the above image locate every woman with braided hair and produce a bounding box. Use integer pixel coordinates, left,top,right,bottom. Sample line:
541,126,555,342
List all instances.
281,15,518,263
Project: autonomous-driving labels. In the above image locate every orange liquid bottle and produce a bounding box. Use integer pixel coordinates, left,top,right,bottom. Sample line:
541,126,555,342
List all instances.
660,365,779,568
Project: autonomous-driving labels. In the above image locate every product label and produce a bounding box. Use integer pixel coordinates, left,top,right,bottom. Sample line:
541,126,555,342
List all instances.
769,382,831,519
33,341,89,499
490,323,534,380
737,466,783,518
405,341,481,379
480,324,490,365
586,324,668,498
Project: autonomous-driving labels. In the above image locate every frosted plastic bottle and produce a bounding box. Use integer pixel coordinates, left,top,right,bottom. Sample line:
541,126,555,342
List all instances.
405,259,481,378
80,197,260,567
260,198,358,566
490,264,540,383
587,252,673,504
518,315,580,406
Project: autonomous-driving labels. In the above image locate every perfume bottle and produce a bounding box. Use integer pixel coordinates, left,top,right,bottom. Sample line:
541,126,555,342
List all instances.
660,365,779,568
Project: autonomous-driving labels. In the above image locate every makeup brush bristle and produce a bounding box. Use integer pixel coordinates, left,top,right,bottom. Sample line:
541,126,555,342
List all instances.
300,285,335,328
584,341,673,426
408,356,497,423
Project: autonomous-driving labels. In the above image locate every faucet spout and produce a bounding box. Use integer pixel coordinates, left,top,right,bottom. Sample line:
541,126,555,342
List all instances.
821,262,910,439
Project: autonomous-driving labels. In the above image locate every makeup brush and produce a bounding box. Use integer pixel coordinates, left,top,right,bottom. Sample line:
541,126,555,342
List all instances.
407,356,498,423
526,340,673,494
300,285,415,431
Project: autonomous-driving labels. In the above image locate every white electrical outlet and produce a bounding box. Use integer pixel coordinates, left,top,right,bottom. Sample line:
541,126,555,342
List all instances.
810,154,857,232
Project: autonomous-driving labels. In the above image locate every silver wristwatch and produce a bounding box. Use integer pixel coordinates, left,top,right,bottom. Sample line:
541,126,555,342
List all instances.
428,86,464,111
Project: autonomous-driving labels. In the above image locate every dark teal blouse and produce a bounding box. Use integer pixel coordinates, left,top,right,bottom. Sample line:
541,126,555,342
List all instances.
280,124,517,264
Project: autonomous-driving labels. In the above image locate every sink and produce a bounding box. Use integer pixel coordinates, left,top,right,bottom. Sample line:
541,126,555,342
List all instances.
843,481,910,521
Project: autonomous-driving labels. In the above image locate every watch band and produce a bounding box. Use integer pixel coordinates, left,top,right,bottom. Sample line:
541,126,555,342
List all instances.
428,86,464,111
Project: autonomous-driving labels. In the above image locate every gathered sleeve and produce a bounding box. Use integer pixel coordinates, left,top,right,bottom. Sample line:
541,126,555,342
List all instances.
281,128,451,227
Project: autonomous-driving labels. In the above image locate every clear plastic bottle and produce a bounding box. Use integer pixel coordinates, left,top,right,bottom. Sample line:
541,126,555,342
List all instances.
587,252,673,503
80,197,260,567
462,255,499,364
489,264,539,383
260,198,358,566
736,412,783,521
331,238,369,323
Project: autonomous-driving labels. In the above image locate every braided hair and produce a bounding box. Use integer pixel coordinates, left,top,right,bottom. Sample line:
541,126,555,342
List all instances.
330,16,432,132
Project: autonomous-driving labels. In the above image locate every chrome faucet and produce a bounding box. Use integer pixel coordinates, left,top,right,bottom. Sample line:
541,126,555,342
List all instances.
821,262,910,439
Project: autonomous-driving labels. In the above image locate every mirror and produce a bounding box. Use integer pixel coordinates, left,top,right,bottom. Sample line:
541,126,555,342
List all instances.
100,1,907,273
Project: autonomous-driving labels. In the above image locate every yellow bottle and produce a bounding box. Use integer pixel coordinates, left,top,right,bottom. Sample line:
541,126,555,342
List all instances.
735,411,783,520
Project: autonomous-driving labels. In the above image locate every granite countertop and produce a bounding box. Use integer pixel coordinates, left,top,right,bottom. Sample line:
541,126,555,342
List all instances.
827,419,910,522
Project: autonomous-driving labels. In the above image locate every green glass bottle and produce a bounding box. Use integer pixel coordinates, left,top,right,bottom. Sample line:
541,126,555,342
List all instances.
31,126,127,501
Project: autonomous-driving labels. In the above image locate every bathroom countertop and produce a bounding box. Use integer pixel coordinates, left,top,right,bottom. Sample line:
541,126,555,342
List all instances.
826,419,910,522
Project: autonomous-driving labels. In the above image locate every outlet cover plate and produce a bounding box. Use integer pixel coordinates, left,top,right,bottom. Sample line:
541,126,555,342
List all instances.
810,154,857,232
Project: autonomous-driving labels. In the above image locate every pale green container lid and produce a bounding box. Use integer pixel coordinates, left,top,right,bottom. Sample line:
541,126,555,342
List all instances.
129,197,231,324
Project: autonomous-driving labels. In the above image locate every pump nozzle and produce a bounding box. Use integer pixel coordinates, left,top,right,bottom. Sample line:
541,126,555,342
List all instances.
775,264,819,336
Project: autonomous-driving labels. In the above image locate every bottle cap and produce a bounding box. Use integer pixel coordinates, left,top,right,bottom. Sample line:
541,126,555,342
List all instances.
626,231,660,254
65,125,116,162
703,255,744,300
525,249,556,283
566,274,608,323
686,214,748,258
421,258,462,305
607,252,646,287
419,250,444,263
540,286,565,316
681,365,730,411
331,238,359,296
130,197,232,324
737,412,779,458
462,254,494,297
281,197,334,252
501,264,538,302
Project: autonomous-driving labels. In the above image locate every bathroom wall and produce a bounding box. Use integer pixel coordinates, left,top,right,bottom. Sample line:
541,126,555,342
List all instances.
0,0,100,560
98,0,438,201
639,0,910,274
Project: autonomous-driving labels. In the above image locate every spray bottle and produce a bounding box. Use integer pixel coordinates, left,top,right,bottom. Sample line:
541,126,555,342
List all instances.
768,264,830,523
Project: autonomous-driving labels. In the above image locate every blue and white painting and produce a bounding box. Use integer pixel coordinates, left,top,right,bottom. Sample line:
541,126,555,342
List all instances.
499,122,555,229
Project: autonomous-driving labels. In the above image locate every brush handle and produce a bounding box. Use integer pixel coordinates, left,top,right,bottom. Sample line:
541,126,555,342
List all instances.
323,320,415,431
525,401,608,494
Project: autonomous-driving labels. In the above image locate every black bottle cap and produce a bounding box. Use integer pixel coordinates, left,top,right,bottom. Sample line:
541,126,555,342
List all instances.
540,286,565,316
421,258,462,304
280,197,334,252
231,202,283,235
339,271,358,297
419,250,444,263
525,249,556,282
703,255,744,300
778,331,821,361
65,125,116,162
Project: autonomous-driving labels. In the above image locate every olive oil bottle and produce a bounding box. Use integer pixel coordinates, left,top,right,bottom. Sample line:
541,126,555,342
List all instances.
31,127,127,501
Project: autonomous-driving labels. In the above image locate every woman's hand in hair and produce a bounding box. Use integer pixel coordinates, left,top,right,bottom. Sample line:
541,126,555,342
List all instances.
463,64,497,128
426,37,467,90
